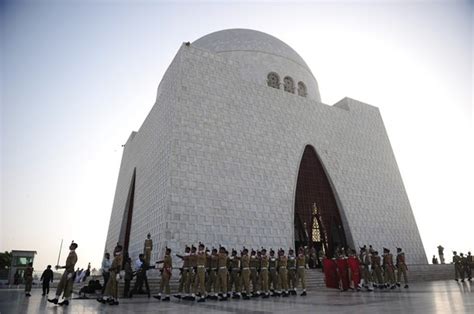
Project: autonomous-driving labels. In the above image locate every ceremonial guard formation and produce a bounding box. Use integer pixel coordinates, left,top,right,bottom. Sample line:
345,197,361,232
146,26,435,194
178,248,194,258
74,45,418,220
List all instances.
322,246,410,292
453,251,473,282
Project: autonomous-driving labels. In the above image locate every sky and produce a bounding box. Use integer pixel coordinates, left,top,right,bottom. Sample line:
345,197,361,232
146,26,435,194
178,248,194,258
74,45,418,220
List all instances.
1,0,472,273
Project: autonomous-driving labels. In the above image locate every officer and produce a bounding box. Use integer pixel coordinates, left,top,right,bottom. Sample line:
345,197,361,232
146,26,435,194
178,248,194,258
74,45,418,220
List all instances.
48,241,78,306
453,251,461,281
240,248,251,300
278,249,289,297
296,247,307,296
287,248,297,296
174,245,191,299
269,249,280,296
144,233,153,265
153,247,172,301
206,248,219,300
382,248,396,289
396,247,409,288
98,244,123,305
260,248,270,298
249,249,260,297
217,246,229,301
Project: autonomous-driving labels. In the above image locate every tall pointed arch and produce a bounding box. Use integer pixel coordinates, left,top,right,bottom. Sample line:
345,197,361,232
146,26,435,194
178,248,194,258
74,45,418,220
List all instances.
294,146,347,258
118,168,136,254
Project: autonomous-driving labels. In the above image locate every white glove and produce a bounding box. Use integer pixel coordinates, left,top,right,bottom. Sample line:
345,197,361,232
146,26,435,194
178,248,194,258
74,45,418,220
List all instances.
67,273,73,279
119,270,125,278
116,273,121,280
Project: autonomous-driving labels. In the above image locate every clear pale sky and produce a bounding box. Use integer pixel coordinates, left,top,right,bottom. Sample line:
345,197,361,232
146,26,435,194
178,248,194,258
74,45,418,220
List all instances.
1,0,472,272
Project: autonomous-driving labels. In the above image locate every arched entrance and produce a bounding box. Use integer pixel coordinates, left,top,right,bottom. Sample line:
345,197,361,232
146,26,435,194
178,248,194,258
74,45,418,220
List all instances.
294,146,346,266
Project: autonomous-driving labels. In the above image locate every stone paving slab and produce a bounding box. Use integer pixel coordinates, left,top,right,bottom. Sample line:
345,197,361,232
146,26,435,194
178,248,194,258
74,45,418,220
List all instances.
0,280,472,314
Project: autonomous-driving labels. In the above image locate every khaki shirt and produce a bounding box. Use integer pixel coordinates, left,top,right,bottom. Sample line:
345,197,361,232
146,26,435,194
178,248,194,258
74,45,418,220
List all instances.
65,251,78,273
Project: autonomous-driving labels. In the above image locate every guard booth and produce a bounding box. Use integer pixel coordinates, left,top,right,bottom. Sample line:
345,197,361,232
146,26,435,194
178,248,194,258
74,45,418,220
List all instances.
8,250,37,285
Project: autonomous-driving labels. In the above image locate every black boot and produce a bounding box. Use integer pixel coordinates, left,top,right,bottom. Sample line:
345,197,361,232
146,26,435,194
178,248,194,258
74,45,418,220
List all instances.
162,297,170,301
197,297,205,303
300,291,307,296
47,298,58,304
58,300,69,306
153,295,161,300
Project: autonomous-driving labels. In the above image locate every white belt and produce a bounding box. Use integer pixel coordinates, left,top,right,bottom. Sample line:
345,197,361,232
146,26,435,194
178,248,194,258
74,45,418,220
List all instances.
197,265,205,268
298,266,305,269
219,267,227,270
261,267,268,270
242,267,249,270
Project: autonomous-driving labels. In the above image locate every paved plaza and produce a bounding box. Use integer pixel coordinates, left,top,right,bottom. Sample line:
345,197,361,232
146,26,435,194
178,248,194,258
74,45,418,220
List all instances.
0,280,472,314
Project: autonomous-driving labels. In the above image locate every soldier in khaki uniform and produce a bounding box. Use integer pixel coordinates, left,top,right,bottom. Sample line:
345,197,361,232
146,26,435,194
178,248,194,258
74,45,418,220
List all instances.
466,252,472,281
249,249,260,297
153,247,172,301
48,241,78,306
260,249,270,298
268,249,280,296
98,244,123,305
240,248,251,299
296,247,307,296
382,248,396,289
174,245,191,299
278,249,289,297
459,253,467,282
217,246,229,301
371,251,384,289
229,249,241,299
453,251,461,281
194,243,207,302
206,248,219,300
144,233,153,265
396,247,409,288
24,262,33,297
184,245,198,300
360,246,373,291
287,249,297,295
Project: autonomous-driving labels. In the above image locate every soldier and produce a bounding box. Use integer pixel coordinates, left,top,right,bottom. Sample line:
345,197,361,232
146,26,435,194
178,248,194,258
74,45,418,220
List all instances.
144,233,153,265
278,249,289,297
396,247,409,288
347,249,361,291
98,244,123,305
260,248,270,298
249,249,260,297
217,246,229,301
268,249,280,296
24,262,33,297
453,251,461,281
193,243,207,302
336,250,349,291
287,248,297,295
240,248,251,299
459,253,467,282
228,249,241,299
48,241,78,306
184,245,197,301
371,251,384,289
153,247,172,301
466,252,472,281
297,247,307,296
359,246,373,291
438,245,445,264
206,248,219,300
382,248,396,289
174,245,191,299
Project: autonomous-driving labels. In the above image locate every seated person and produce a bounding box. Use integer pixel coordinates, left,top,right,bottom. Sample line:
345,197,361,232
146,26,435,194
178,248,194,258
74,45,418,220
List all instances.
78,280,103,298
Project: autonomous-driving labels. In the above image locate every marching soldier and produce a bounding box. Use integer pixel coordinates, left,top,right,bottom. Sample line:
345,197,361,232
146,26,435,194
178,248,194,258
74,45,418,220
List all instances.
250,249,260,297
360,246,373,291
336,250,349,291
459,253,467,282
98,244,123,305
144,233,153,265
260,248,270,298
278,249,289,297
347,249,361,291
48,241,78,306
194,243,207,302
174,245,191,299
24,262,33,297
153,247,172,301
371,251,384,289
217,246,229,301
269,249,280,296
240,248,251,299
184,245,197,300
206,248,219,300
287,249,297,295
396,247,409,288
466,252,472,281
382,248,396,289
229,249,241,299
296,247,307,296
453,251,461,281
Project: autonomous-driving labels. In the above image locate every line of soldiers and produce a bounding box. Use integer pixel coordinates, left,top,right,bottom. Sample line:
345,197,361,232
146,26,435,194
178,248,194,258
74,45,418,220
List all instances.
323,246,409,292
153,243,308,302
452,251,472,282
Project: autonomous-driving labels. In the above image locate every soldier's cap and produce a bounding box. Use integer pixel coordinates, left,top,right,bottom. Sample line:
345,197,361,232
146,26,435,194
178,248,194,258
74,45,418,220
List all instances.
383,247,389,252
212,248,217,253
191,245,197,251
70,241,78,249
185,245,191,251
289,248,294,253
261,248,267,253
397,247,402,251
115,244,123,251
242,248,248,253
374,251,378,255
269,248,274,254
147,233,151,237
199,242,205,248
453,251,457,254
251,249,256,254
232,249,237,255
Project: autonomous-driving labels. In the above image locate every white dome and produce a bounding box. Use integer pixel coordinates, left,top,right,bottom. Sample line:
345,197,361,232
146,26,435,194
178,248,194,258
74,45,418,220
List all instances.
193,29,321,102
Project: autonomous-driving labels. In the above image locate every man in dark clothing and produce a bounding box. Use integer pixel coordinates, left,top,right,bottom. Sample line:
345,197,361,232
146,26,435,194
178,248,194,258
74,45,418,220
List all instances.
41,265,54,296
129,254,150,298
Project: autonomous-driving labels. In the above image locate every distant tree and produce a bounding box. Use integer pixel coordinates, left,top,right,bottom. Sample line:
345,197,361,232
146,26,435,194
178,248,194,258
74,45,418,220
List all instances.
0,251,12,269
